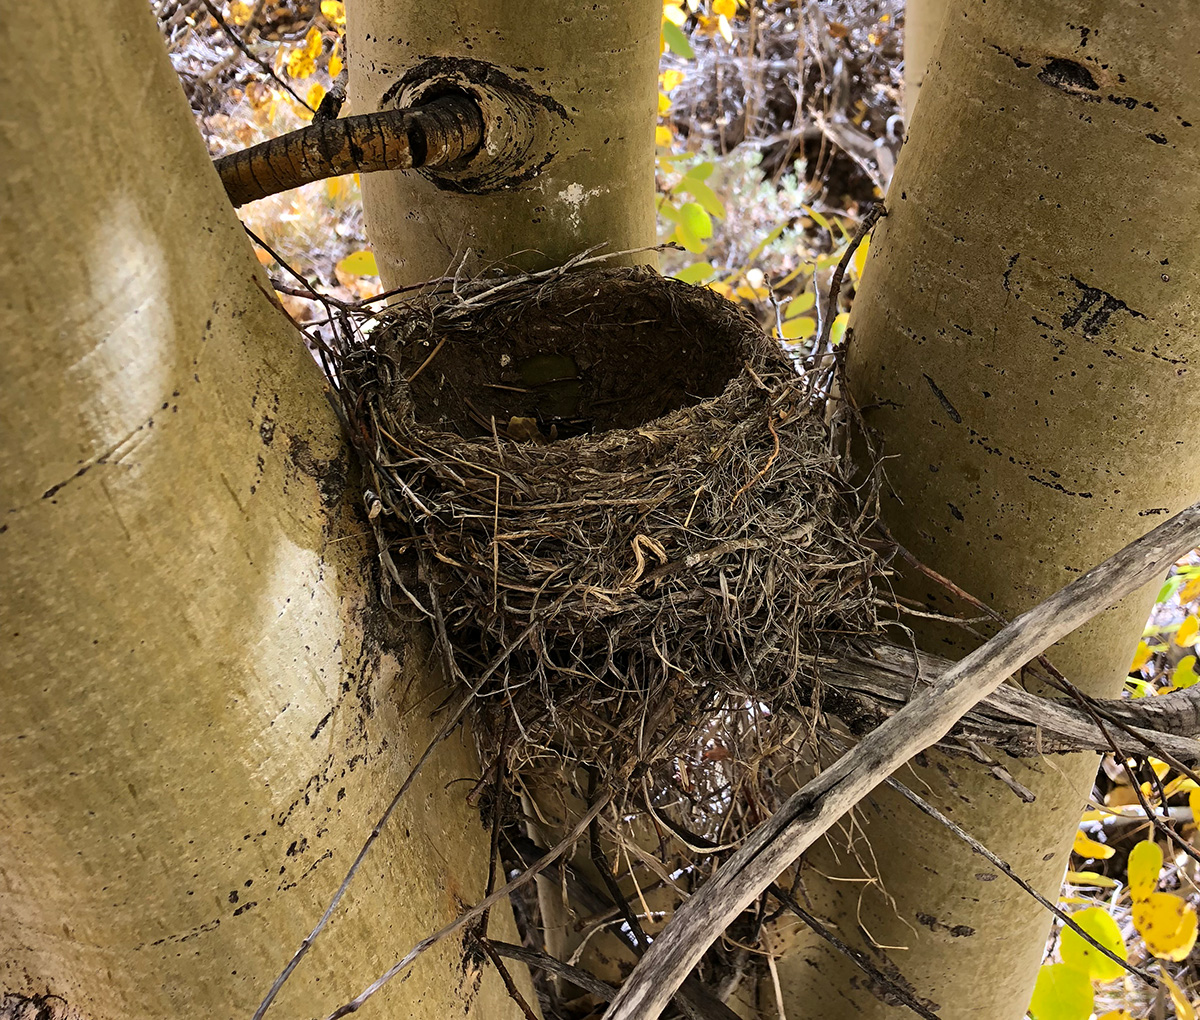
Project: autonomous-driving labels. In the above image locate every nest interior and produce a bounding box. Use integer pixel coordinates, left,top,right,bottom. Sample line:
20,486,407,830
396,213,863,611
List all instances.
337,264,884,796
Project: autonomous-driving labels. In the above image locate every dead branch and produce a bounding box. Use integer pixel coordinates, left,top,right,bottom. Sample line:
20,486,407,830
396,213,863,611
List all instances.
819,642,1200,761
604,500,1200,1020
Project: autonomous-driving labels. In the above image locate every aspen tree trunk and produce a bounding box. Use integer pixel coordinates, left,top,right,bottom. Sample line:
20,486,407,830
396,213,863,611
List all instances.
767,2,1200,1017
347,0,661,282
344,0,664,992
0,3,527,1017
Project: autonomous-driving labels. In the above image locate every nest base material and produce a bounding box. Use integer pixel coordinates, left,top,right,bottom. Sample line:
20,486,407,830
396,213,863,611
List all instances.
336,264,884,783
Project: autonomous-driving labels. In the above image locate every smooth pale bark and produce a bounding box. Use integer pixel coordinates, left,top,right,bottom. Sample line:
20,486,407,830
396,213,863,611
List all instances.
901,0,947,126
765,2,1200,1018
0,4,526,1018
344,0,664,995
347,0,661,283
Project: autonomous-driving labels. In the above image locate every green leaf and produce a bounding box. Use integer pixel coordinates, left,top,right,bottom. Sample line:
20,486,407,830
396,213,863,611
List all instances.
681,180,725,220
1027,964,1093,1020
785,291,815,317
657,199,682,224
1157,575,1184,604
1175,654,1199,689
680,161,715,182
1060,907,1128,982
673,222,706,255
662,21,694,58
678,201,713,241
675,262,715,284
1125,675,1154,698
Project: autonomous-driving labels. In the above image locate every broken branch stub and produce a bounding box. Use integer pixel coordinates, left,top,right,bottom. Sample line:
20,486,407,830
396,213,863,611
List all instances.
214,92,484,207
379,57,569,193
214,59,569,206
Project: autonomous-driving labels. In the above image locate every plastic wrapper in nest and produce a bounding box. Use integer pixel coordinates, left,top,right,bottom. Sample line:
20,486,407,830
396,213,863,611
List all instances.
331,262,887,787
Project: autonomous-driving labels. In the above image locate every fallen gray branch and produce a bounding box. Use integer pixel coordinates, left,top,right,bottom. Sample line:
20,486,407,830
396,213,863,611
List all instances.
820,642,1200,761
604,500,1200,1020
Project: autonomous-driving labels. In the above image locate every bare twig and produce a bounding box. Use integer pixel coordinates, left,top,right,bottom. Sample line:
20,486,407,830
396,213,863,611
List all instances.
253,625,540,1020
490,941,618,1002
767,882,943,1020
320,796,610,1020
196,0,315,113
473,934,540,1020
884,775,1157,985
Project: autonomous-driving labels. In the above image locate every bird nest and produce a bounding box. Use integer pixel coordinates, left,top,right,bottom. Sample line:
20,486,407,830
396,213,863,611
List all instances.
331,262,885,785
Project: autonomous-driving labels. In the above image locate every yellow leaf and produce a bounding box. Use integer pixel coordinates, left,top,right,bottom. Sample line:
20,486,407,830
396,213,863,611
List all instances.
286,46,317,80
656,125,674,147
663,2,687,25
1161,970,1197,1020
1177,614,1199,647
708,280,734,300
1190,787,1200,824
1130,639,1153,671
1028,964,1093,1020
1064,870,1118,889
718,13,733,42
712,0,736,16
660,68,685,92
1180,576,1200,604
1127,839,1162,901
658,92,672,116
1148,757,1171,779
306,82,326,111
1072,830,1114,860
1097,1012,1136,1020
829,311,850,345
320,0,346,25
226,0,252,26
336,250,378,277
1132,892,1198,961
734,282,769,301
304,25,323,57
852,234,870,281
328,42,343,80
1162,775,1198,799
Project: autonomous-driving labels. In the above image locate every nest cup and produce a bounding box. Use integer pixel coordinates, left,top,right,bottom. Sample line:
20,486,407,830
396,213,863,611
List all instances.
339,265,880,779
